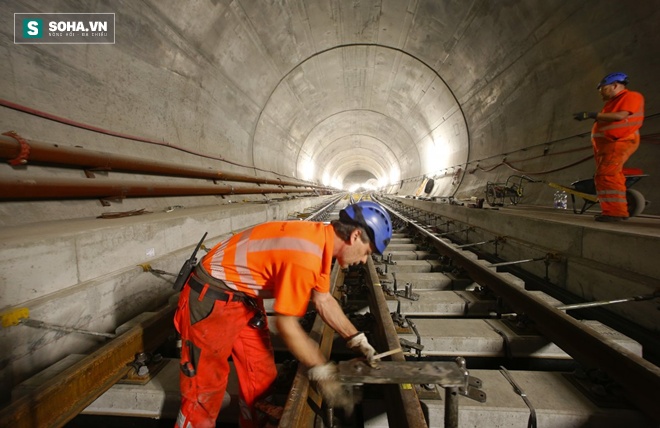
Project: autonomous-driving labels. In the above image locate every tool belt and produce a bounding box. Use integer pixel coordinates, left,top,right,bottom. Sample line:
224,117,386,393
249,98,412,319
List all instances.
187,265,249,304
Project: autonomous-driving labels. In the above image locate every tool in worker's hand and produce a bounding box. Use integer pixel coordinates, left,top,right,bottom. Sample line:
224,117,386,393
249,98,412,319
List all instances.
371,348,403,361
361,348,404,370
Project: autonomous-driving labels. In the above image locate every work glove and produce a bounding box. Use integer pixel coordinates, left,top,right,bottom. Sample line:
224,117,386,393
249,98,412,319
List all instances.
307,362,354,415
346,332,377,361
573,111,598,121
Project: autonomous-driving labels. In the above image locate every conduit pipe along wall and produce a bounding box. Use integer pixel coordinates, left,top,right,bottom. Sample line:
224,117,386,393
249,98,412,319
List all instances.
0,176,322,200
0,134,330,190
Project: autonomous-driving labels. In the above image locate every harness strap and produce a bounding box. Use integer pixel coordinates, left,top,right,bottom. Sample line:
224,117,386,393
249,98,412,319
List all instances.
187,274,249,303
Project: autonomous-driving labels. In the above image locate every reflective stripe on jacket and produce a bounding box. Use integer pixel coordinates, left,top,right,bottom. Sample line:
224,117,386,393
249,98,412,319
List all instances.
200,221,334,316
591,89,644,141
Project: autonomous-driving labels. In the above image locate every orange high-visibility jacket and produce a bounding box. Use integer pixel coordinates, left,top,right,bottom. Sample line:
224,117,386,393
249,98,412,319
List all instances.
592,89,644,141
200,221,334,316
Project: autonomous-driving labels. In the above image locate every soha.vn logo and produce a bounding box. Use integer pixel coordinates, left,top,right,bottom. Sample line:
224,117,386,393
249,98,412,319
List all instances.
22,18,43,38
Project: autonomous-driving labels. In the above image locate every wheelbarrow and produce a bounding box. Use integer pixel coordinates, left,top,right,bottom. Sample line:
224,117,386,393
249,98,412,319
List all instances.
547,168,649,217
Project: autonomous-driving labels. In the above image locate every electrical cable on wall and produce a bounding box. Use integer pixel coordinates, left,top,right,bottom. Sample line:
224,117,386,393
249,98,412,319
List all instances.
0,98,308,183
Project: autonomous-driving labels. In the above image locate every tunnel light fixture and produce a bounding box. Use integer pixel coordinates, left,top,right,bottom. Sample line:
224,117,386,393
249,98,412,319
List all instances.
426,137,450,173
300,158,315,182
389,168,400,186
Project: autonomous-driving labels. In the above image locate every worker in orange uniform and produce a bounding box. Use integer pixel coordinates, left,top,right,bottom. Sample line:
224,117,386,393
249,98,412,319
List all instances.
574,72,645,222
173,201,393,428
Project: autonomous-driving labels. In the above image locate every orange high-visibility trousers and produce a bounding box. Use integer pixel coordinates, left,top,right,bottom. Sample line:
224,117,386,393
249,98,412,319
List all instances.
174,283,277,428
592,135,640,217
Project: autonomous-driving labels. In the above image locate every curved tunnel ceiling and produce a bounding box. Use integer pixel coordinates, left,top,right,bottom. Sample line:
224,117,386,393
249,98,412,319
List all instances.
252,44,467,189
1,1,657,213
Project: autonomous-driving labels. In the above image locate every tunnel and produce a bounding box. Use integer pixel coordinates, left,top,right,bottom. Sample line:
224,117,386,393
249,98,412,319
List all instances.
1,1,659,427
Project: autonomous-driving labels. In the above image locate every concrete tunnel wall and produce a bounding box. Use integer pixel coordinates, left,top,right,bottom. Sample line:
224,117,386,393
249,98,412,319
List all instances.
0,0,659,404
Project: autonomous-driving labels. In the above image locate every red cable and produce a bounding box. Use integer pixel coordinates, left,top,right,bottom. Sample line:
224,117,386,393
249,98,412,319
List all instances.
0,98,305,181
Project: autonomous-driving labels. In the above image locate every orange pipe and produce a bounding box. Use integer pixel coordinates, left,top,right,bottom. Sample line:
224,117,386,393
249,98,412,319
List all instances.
0,134,329,190
0,176,322,200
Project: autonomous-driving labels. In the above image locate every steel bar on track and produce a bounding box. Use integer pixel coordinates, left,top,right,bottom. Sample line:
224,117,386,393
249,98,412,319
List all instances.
278,264,344,427
365,258,428,428
0,301,177,428
385,205,660,423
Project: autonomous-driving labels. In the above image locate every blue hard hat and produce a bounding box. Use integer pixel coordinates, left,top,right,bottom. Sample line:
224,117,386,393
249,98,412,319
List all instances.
340,201,392,254
597,72,629,89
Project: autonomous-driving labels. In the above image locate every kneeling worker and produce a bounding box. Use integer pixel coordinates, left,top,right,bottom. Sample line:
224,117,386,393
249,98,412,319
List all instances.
174,201,393,427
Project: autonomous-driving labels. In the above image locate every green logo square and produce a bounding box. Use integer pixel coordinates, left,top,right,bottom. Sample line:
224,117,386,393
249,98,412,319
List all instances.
23,18,42,38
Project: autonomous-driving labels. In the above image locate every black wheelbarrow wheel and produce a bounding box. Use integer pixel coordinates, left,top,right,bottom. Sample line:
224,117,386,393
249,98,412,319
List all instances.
627,188,645,217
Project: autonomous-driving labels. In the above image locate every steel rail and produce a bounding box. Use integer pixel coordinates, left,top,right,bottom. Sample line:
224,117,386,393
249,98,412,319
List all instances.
278,264,344,427
279,204,347,426
365,257,429,428
280,255,429,428
384,205,660,423
0,301,177,428
303,196,344,221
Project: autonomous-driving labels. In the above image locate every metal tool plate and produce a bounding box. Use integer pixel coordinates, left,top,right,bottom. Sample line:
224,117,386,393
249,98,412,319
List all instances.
338,360,467,387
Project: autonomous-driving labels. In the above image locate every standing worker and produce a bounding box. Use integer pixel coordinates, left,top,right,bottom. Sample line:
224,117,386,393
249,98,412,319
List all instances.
173,201,393,428
574,72,645,222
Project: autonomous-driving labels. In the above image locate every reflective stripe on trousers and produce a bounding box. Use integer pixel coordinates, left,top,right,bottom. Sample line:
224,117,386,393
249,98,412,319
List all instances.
592,135,640,217
173,283,277,428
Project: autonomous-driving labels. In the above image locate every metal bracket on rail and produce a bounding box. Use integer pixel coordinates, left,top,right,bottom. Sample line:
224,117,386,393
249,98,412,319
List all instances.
543,253,562,279
391,299,407,327
389,272,419,301
436,227,472,237
395,281,419,301
435,219,450,226
455,238,501,249
399,338,424,356
391,271,398,295
486,252,561,280
380,277,395,295
438,219,455,233
338,357,486,428
123,352,168,384
456,357,487,403
407,318,424,359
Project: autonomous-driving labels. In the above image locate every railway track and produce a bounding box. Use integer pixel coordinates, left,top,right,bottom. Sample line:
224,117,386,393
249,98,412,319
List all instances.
3,196,659,427
274,197,659,427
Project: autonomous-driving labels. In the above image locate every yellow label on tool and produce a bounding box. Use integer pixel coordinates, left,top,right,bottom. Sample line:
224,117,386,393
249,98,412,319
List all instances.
401,383,413,390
